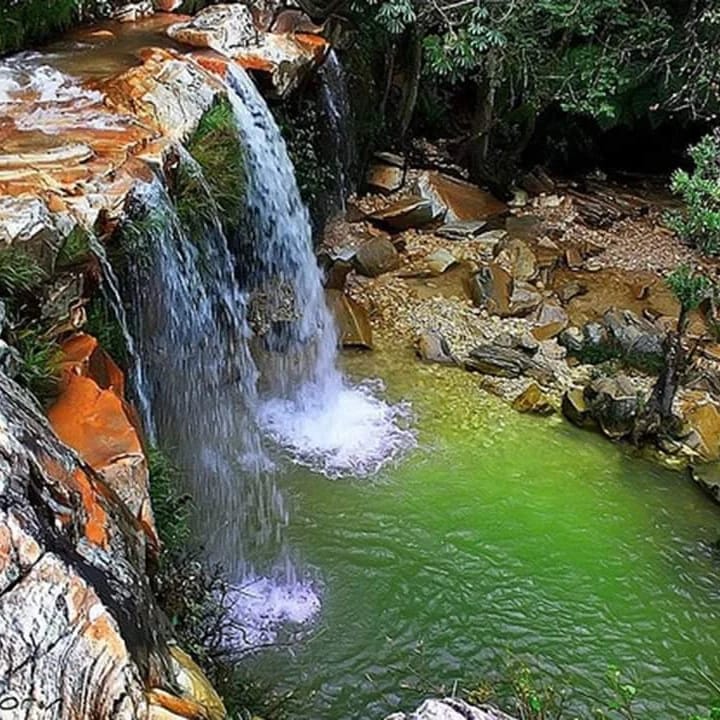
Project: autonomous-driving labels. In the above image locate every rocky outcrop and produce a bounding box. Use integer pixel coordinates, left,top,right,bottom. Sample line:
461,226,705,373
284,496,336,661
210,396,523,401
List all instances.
387,698,517,720
49,334,158,552
0,370,221,719
167,3,329,96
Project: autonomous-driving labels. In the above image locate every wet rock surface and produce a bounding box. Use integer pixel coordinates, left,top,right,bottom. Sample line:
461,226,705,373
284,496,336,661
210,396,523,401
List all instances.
387,698,517,720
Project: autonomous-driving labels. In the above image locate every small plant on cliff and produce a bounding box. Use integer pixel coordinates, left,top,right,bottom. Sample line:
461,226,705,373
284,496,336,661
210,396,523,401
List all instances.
181,98,246,240
667,132,720,256
84,295,128,369
0,249,45,297
12,325,61,403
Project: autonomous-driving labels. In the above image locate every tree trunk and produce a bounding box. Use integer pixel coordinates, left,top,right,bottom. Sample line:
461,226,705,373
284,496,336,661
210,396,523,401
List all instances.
399,27,422,140
634,308,688,442
467,49,498,186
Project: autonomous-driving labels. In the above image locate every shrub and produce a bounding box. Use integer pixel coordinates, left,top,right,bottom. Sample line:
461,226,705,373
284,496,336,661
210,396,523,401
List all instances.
84,295,129,369
668,132,720,256
12,325,61,403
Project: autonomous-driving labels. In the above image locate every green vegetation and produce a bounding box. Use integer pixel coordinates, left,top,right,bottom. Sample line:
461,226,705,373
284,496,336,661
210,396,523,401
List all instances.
311,0,720,183
272,97,335,221
85,295,128,371
1,0,76,54
668,132,720,256
0,248,60,403
180,98,246,241
466,661,718,720
56,226,91,269
0,248,45,297
12,325,61,402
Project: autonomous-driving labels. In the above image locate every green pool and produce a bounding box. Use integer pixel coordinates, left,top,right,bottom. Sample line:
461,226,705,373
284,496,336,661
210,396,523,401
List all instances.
249,342,720,719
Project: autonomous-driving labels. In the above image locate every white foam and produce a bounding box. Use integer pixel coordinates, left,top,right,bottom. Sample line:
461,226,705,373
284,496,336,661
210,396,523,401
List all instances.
259,378,416,479
225,576,321,648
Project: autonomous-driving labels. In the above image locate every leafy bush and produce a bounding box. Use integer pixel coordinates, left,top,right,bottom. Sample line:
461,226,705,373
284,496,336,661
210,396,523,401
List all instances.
666,265,714,312
84,295,128,368
668,133,720,256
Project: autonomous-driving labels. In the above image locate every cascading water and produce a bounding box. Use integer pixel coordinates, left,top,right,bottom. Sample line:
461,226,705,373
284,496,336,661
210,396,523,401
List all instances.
319,49,355,211
121,155,318,645
226,65,415,479
89,235,154,440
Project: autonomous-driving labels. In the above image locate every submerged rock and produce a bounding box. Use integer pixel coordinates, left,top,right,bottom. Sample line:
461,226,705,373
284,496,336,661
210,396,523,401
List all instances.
415,331,456,365
387,698,517,720
513,383,555,415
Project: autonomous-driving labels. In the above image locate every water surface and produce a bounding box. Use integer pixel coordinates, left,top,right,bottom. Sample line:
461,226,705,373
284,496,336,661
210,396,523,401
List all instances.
249,341,720,719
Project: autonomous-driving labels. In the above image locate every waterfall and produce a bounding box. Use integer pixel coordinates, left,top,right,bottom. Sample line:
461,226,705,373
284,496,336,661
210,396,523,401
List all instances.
319,49,354,210
226,65,414,479
89,235,154,439
121,168,286,574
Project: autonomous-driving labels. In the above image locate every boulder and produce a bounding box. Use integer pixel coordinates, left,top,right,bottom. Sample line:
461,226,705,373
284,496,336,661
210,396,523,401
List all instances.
603,308,664,369
531,302,568,341
465,344,553,384
513,384,555,415
466,345,530,377
508,282,542,317
387,698,517,720
557,280,588,304
425,248,458,276
689,464,720,503
584,375,641,439
369,196,436,231
436,220,487,241
495,237,537,281
0,371,219,720
562,387,594,428
0,197,63,274
468,264,513,317
415,171,507,223
415,332,456,365
354,236,400,277
681,400,720,462
48,373,156,548
366,163,405,194
326,289,373,349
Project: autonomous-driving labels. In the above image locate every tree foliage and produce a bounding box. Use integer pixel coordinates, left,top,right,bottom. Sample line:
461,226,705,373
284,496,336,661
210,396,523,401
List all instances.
668,132,720,256
335,0,720,181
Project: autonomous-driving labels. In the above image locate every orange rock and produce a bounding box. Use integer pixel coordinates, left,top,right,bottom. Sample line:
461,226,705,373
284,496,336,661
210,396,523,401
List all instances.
49,374,142,471
148,689,210,720
234,54,274,73
191,51,230,78
60,333,125,397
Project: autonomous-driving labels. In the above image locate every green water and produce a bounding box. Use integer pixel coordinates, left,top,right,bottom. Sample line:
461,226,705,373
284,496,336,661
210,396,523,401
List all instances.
252,345,720,719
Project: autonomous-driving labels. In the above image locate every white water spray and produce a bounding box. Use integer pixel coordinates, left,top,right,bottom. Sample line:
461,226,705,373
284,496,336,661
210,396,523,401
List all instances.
227,64,415,479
